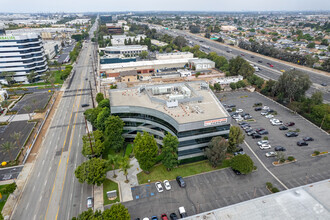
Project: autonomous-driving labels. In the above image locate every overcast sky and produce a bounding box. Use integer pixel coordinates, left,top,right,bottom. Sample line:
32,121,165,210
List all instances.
1,0,330,13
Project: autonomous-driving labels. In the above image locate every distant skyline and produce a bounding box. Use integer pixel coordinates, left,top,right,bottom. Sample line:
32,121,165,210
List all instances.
1,0,330,13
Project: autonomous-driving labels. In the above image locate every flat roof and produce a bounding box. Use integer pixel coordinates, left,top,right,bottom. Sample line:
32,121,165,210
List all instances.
100,58,197,70
185,179,330,220
109,81,228,124
104,45,147,51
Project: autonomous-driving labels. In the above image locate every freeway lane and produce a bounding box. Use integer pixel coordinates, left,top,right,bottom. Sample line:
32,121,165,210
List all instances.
153,26,330,102
11,21,98,220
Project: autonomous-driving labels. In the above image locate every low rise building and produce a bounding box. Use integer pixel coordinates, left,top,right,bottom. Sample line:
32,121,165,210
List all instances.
43,40,61,59
156,52,194,60
189,59,215,71
109,81,230,162
108,34,146,46
106,23,122,34
214,75,243,85
102,45,148,57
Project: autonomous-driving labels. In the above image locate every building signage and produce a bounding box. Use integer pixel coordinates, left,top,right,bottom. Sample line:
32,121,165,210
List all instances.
0,36,15,40
204,118,227,126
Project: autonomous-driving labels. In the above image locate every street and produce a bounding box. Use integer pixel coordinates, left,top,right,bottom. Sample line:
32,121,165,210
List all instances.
11,21,98,220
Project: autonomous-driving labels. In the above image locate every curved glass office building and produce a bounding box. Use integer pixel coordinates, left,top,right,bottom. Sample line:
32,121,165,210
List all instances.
0,34,48,84
109,81,231,162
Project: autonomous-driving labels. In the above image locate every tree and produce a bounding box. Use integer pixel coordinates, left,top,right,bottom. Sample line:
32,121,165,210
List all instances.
119,157,132,183
228,126,244,153
108,154,120,178
1,72,16,86
81,130,104,157
213,83,221,92
307,42,315,48
0,141,15,161
96,107,110,131
84,108,101,128
229,82,237,90
236,80,246,88
161,133,179,171
102,204,130,220
173,36,187,49
139,51,148,59
74,158,107,186
230,154,254,174
322,58,330,72
27,71,37,83
98,99,110,109
311,91,323,105
274,70,312,103
205,137,228,167
321,39,329,46
23,105,33,120
42,71,56,88
96,93,104,103
104,116,125,152
189,25,200,33
133,131,158,172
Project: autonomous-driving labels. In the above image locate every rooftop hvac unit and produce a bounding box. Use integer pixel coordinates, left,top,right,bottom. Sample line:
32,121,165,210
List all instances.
200,83,208,90
166,100,178,108
181,86,191,96
169,94,184,101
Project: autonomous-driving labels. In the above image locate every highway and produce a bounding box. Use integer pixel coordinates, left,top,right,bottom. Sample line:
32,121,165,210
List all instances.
11,20,98,220
151,25,330,103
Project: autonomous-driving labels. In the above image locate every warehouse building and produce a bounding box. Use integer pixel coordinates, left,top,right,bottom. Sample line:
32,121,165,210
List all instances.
109,81,231,162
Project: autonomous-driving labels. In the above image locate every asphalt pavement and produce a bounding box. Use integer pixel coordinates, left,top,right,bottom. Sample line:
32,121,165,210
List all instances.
154,26,330,103
11,21,98,220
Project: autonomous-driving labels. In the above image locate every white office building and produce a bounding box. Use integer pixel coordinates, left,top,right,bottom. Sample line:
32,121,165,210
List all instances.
102,45,148,57
0,34,48,84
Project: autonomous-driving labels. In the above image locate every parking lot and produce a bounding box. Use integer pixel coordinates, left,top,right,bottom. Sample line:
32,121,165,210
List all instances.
11,92,52,114
218,91,330,188
116,90,330,219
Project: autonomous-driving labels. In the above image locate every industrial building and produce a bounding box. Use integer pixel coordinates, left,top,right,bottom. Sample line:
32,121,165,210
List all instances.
109,81,231,162
102,45,148,57
0,34,48,84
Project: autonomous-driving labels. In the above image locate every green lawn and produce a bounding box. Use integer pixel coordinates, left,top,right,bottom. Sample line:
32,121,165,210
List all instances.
54,71,64,84
103,179,120,205
137,159,231,184
125,144,133,157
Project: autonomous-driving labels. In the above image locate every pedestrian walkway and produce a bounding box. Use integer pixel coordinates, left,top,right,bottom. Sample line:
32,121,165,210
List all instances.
0,113,33,123
106,157,141,202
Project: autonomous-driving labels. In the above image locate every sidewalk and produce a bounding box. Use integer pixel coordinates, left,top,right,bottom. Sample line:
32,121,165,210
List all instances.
106,157,141,202
0,113,33,123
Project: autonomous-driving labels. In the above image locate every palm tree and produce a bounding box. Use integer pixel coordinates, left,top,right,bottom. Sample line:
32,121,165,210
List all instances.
11,132,23,157
108,154,119,178
1,141,16,162
119,157,132,183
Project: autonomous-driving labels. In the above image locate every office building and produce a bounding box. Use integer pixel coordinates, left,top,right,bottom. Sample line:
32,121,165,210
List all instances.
106,23,122,34
103,45,148,57
0,34,48,84
109,81,231,162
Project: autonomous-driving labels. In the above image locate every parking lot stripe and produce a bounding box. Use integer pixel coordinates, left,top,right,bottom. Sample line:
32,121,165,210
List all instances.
244,140,289,190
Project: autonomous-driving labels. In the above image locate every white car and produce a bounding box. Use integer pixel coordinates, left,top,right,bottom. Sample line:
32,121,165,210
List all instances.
262,106,270,110
235,117,243,122
163,180,171,190
257,140,269,146
265,114,274,119
155,182,164,193
270,119,283,126
236,109,243,113
266,152,277,157
261,111,268,116
260,144,271,150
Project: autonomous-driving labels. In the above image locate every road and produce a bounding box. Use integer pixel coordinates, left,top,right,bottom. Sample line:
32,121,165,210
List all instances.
11,20,98,220
149,25,330,103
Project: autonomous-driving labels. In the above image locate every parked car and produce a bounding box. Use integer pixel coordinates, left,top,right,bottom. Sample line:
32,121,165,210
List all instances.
285,122,295,127
155,182,164,193
169,213,178,220
161,214,169,220
266,152,277,157
265,114,274,119
227,104,236,108
297,141,308,146
234,151,246,156
179,207,188,218
260,144,271,150
81,103,90,107
321,83,327,87
251,56,255,58
257,140,269,146
239,122,248,126
270,119,283,126
255,128,265,132
269,64,274,67
241,113,250,117
258,60,263,63
163,180,171,190
274,146,286,151
247,131,256,136
176,176,186,188
87,197,94,209
279,126,288,130
254,102,262,106
285,132,298,137
245,128,253,133
232,168,241,175
236,109,243,113
244,115,253,119
261,111,268,116
226,108,233,112
243,126,251,131
143,218,150,220
267,109,275,113
258,130,269,135
262,106,270,110
254,107,262,111
252,133,262,139
303,137,314,141
151,216,158,220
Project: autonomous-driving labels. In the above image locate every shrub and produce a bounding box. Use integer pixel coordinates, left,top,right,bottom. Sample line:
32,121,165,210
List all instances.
230,82,237,90
1,182,17,194
279,158,286,163
287,156,295,161
266,182,273,189
271,187,280,193
313,151,320,155
155,153,164,164
263,136,268,140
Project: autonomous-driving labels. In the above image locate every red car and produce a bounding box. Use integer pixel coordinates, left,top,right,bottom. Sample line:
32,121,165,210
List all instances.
161,214,169,220
285,122,295,126
269,64,274,67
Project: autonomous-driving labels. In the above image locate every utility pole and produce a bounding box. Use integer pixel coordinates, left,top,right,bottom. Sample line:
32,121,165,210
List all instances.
89,80,95,108
83,115,94,154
